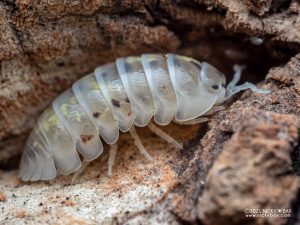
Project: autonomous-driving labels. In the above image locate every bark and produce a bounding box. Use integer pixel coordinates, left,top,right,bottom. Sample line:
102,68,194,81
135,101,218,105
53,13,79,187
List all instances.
0,0,299,224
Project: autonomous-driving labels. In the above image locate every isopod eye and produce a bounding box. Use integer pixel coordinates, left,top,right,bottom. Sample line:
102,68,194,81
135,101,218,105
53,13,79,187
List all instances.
200,62,226,94
211,84,219,90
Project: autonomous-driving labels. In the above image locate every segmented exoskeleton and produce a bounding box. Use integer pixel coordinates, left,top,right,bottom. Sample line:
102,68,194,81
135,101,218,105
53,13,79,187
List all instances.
19,54,270,181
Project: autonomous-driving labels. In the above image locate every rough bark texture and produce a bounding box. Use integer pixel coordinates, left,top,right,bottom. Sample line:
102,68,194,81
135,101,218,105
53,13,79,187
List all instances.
0,0,300,224
198,110,299,225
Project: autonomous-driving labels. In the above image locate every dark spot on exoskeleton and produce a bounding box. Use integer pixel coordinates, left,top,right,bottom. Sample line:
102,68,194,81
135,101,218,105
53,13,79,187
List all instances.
80,135,93,143
93,112,101,118
211,84,219,90
111,98,121,108
162,85,166,90
128,111,132,116
125,97,130,103
222,83,226,88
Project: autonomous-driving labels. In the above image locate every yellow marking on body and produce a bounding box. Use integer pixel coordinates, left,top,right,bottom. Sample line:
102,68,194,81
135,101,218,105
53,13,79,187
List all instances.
126,56,140,64
42,113,58,132
61,103,82,122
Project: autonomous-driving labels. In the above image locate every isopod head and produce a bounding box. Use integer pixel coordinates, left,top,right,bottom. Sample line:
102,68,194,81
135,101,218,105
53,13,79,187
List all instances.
167,54,223,121
200,62,226,102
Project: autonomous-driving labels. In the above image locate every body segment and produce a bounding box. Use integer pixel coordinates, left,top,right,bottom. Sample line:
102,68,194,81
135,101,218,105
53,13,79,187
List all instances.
142,54,177,125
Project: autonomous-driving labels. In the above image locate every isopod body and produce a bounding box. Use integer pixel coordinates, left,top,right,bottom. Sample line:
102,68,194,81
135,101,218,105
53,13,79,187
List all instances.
19,54,270,181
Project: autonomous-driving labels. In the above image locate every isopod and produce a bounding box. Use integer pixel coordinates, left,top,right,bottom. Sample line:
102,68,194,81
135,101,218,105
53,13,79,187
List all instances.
19,54,270,181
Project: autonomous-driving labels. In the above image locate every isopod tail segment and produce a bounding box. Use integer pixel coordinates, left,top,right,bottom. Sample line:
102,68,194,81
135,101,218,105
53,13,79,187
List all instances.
19,54,271,182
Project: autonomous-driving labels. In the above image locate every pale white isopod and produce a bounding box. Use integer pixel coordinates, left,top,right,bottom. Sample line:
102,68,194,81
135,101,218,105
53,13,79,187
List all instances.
19,54,270,181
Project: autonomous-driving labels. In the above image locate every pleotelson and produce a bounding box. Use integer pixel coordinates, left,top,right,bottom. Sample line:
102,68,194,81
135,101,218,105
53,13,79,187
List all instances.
19,53,220,181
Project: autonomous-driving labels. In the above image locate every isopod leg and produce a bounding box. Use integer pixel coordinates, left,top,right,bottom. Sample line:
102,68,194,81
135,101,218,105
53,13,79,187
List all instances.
148,122,183,149
71,159,90,183
224,64,271,101
108,143,118,177
203,105,226,116
174,117,209,125
173,106,224,125
129,126,153,160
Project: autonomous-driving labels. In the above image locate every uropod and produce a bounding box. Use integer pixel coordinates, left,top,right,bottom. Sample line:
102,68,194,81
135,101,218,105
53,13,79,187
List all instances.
19,54,270,181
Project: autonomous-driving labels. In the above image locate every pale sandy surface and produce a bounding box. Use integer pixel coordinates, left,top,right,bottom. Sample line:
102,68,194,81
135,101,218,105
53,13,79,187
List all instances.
0,124,201,225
